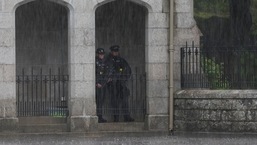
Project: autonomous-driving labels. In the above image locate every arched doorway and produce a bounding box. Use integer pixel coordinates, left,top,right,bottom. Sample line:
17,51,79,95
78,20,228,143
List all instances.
15,0,69,117
95,0,147,122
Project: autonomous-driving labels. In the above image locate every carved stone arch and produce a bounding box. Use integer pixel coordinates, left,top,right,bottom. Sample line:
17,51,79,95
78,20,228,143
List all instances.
13,0,74,13
93,0,152,12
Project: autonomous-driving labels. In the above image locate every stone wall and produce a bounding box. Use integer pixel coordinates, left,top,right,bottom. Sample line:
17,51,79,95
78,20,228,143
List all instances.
175,90,257,132
0,0,18,132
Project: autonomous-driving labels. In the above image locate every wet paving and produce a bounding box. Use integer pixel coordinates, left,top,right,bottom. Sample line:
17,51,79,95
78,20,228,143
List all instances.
0,132,257,145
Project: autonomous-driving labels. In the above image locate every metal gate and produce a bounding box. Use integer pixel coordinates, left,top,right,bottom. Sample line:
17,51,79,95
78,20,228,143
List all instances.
16,68,69,117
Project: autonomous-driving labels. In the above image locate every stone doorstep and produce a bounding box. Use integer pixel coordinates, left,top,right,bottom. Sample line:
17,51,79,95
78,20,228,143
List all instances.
97,122,146,132
18,117,68,133
19,124,68,133
18,117,67,125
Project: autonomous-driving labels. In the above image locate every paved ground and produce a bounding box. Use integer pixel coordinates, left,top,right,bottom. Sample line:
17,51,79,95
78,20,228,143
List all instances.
0,131,257,145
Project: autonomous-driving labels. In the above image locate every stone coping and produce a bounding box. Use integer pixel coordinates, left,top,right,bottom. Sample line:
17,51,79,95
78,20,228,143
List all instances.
175,90,257,99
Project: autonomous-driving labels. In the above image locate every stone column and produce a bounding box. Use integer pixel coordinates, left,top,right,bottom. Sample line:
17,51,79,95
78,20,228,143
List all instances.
68,0,98,132
145,0,169,131
0,0,18,132
174,0,202,91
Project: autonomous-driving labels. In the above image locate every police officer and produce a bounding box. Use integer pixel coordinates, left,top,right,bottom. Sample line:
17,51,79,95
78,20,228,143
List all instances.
106,45,134,122
95,48,108,123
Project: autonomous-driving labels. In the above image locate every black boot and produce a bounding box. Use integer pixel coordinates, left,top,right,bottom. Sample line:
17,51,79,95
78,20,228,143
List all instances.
98,116,107,123
124,115,134,122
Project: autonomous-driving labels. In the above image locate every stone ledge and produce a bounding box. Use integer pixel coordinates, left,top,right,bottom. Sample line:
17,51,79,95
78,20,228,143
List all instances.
68,116,97,132
176,90,257,99
0,117,18,132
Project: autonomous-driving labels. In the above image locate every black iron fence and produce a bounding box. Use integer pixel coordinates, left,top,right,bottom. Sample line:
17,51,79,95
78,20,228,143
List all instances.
181,43,257,89
16,68,69,117
96,72,146,122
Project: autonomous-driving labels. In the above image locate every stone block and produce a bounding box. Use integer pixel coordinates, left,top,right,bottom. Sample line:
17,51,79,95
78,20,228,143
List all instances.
84,28,95,46
174,120,185,130
174,26,201,46
83,64,94,81
0,47,15,64
148,97,168,114
162,0,169,12
184,110,202,121
3,64,15,82
0,82,15,99
148,12,169,28
70,46,95,64
175,0,192,13
84,0,98,12
251,100,257,109
208,110,221,121
209,121,232,132
147,45,168,63
72,29,95,46
143,0,162,12
147,63,168,80
231,100,247,110
0,13,14,28
0,0,2,11
209,100,232,110
185,99,210,109
148,28,168,46
74,12,95,29
231,122,257,132
0,29,14,47
182,121,208,132
174,110,185,120
2,0,20,12
70,64,84,81
0,105,3,117
173,62,181,81
246,111,254,121
69,98,96,116
65,0,96,13
3,99,16,117
0,118,18,132
69,115,98,132
175,12,195,28
147,115,169,130
221,111,246,121
0,65,3,81
72,28,84,47
146,80,168,98
173,49,181,63
174,99,186,109
70,81,94,99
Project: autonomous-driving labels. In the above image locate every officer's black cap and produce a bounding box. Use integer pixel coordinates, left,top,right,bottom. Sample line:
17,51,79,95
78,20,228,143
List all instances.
96,48,105,54
110,45,119,52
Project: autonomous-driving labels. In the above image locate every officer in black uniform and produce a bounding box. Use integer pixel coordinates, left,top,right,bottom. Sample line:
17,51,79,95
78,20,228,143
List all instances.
106,45,134,122
95,48,108,123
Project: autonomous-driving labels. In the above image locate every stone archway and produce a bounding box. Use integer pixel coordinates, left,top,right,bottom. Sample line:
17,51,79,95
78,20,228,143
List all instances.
95,0,148,122
15,0,69,117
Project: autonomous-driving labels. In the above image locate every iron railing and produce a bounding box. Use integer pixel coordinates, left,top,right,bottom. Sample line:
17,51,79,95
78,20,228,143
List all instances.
96,72,146,122
181,43,257,89
16,68,69,117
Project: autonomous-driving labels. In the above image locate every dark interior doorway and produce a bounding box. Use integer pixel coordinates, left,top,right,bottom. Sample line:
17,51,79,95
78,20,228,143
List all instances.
95,0,147,122
15,0,69,117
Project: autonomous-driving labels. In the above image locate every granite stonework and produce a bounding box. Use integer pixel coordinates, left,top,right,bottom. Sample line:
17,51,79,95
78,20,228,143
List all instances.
175,90,257,132
0,0,172,132
0,0,200,132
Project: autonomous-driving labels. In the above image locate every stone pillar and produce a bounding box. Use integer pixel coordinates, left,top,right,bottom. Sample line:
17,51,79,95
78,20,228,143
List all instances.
174,0,202,91
0,0,18,132
68,0,98,132
145,0,169,131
